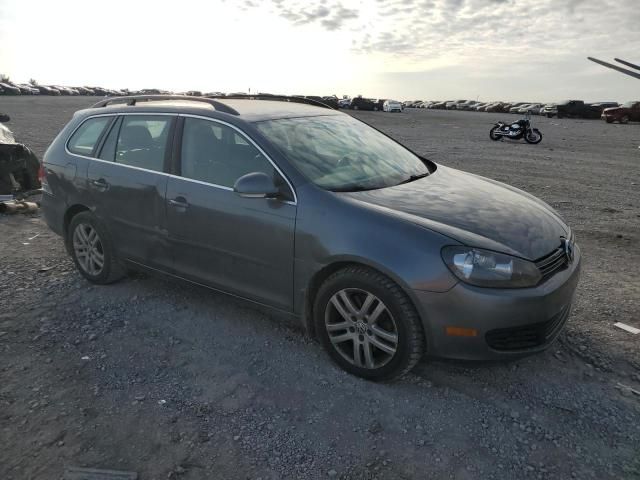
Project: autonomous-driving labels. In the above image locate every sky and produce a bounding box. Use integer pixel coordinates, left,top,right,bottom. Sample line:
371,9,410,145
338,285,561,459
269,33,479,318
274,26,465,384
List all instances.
0,0,639,102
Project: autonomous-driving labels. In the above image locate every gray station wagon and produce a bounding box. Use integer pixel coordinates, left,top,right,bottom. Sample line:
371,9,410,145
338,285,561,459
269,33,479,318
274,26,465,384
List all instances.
42,95,581,380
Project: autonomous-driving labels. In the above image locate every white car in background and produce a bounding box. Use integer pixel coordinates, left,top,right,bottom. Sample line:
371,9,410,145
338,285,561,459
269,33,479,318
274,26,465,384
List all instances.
383,100,403,112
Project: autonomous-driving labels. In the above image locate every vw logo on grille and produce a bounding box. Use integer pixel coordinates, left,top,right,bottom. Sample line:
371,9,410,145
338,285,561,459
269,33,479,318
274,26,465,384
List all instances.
561,237,574,262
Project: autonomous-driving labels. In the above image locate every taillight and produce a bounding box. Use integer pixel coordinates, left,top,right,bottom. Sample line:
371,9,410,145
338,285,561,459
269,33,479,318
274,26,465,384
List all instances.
38,163,45,182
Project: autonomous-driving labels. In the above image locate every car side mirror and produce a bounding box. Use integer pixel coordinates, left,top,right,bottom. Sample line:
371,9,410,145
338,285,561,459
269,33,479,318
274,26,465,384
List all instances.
233,172,280,199
0,114,10,123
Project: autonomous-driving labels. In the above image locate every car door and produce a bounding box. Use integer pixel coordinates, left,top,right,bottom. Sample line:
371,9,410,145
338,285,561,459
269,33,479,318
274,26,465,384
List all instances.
165,116,296,310
87,114,175,270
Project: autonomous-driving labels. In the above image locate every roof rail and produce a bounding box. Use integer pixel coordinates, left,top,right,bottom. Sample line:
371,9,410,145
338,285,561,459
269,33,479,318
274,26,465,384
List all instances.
91,95,240,115
206,94,335,110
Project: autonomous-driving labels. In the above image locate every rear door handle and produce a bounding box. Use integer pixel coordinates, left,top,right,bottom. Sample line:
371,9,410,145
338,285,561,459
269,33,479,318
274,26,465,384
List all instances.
90,178,109,191
168,197,189,209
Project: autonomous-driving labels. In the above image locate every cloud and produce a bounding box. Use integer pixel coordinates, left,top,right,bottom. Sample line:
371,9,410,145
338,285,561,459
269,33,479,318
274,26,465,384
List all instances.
244,0,638,66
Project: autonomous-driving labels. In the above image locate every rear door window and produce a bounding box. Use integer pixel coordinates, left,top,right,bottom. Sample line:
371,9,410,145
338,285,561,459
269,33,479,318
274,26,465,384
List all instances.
68,116,113,156
115,116,172,172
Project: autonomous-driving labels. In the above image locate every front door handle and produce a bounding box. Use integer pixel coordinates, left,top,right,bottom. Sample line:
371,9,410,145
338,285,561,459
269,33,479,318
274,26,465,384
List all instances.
168,197,189,209
90,178,109,191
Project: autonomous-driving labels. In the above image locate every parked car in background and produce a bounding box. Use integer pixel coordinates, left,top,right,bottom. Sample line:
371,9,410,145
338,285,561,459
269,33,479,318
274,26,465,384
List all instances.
429,101,448,109
601,101,640,123
350,96,377,111
518,103,542,114
321,96,340,109
383,100,403,112
551,100,600,119
509,103,530,113
446,100,467,110
0,83,21,95
457,101,479,111
41,95,581,381
338,98,351,108
485,103,506,113
591,102,618,110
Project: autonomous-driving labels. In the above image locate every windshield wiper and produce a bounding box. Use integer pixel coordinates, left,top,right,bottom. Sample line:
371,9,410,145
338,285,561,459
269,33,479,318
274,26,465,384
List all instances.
397,172,429,186
331,185,376,192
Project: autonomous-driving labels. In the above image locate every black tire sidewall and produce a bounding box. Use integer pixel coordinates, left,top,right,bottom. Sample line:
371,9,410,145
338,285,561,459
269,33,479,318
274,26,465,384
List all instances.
489,127,501,141
314,270,420,381
525,129,542,144
67,212,118,284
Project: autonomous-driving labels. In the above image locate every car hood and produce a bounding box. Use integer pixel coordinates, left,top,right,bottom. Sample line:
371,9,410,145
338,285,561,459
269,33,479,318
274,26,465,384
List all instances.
340,165,569,260
603,106,625,113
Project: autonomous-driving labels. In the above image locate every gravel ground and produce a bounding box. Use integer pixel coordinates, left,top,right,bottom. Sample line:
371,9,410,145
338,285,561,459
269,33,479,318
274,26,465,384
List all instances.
1,97,639,480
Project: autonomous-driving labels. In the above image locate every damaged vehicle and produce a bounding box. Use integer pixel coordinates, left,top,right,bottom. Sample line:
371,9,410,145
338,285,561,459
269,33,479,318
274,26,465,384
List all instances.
0,115,41,195
42,95,580,381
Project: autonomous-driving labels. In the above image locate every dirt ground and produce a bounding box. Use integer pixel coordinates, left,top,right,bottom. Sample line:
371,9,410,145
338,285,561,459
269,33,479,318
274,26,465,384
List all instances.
1,97,639,480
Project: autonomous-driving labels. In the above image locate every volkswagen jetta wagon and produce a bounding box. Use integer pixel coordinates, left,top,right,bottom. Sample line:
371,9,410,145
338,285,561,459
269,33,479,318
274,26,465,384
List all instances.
42,95,581,380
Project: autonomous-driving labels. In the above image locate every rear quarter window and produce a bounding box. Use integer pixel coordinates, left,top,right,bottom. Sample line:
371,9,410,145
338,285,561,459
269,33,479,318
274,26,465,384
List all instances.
67,116,113,156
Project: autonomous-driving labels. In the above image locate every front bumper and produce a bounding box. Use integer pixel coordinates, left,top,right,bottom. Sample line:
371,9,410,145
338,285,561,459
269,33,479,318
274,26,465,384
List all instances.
412,244,581,360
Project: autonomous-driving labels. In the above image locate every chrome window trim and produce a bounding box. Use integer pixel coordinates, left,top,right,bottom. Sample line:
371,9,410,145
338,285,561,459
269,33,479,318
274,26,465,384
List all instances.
65,113,118,156
64,112,298,205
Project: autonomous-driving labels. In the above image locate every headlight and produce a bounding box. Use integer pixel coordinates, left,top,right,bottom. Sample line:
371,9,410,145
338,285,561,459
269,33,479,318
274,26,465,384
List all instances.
441,246,542,288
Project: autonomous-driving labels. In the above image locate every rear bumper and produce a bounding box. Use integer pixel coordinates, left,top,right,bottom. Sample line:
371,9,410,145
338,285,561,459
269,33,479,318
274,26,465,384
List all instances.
413,244,581,360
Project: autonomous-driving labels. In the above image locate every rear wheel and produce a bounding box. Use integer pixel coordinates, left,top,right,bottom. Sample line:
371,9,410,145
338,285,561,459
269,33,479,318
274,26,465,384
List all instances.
314,266,425,381
67,211,125,284
489,126,501,141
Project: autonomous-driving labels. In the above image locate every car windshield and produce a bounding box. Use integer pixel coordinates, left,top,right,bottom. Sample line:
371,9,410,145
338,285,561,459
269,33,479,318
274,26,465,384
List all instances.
255,115,430,192
622,101,636,108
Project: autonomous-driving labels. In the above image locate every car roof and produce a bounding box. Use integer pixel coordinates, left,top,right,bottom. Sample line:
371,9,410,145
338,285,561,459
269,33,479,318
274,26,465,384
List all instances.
82,97,343,123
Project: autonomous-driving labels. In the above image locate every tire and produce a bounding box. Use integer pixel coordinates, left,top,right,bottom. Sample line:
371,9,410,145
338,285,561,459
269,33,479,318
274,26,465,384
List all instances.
67,211,125,284
546,113,554,118
620,115,629,124
353,105,359,110
373,106,379,111
525,128,542,144
314,266,425,381
605,117,614,123
489,126,501,141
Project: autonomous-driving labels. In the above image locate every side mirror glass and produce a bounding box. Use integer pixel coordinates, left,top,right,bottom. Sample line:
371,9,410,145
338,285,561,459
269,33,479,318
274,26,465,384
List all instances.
233,172,280,199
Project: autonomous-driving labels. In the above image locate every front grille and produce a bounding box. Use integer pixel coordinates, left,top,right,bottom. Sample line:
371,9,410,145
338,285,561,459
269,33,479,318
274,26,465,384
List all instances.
535,247,569,281
485,306,570,351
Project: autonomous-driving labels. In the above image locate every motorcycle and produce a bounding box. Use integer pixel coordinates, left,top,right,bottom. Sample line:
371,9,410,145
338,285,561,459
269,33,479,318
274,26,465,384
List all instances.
489,111,542,144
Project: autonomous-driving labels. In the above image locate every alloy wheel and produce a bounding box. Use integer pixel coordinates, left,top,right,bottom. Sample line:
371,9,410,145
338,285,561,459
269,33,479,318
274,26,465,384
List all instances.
324,288,398,369
72,223,105,276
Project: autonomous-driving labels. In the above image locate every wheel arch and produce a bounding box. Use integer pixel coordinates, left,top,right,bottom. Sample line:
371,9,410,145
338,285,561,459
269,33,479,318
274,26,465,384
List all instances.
63,204,91,239
302,256,426,341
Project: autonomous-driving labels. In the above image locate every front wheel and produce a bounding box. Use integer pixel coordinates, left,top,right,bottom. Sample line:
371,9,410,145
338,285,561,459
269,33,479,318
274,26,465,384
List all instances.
314,266,425,381
525,128,542,144
489,126,501,141
620,115,629,124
